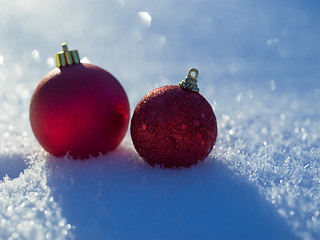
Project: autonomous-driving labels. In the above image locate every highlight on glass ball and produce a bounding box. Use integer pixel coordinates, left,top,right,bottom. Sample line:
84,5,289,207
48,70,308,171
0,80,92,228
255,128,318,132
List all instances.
130,68,218,168
29,43,130,159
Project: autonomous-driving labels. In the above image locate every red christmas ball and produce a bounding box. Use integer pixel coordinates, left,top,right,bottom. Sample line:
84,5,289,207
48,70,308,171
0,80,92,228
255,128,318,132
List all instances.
130,69,217,168
30,44,129,159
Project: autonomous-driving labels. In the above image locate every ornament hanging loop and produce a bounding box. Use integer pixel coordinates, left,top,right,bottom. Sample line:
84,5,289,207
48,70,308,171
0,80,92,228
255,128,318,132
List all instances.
62,43,68,52
178,68,200,93
187,68,199,80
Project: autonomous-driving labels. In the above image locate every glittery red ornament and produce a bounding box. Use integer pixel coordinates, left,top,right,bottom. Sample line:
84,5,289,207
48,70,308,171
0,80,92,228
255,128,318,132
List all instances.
30,43,130,159
130,69,217,168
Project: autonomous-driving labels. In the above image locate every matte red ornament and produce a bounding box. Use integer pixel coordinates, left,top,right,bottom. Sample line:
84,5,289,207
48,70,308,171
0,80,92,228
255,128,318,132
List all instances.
30,43,130,159
130,68,217,168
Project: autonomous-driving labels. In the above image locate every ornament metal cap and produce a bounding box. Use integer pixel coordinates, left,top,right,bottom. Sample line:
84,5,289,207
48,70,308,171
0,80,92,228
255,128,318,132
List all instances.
55,43,80,68
178,68,200,93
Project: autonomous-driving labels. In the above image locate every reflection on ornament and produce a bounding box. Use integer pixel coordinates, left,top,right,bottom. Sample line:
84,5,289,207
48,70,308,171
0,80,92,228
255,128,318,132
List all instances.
131,68,218,168
30,43,130,159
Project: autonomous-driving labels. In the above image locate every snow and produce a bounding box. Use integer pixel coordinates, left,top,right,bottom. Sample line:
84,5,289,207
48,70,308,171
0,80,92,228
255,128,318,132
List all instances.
0,0,320,239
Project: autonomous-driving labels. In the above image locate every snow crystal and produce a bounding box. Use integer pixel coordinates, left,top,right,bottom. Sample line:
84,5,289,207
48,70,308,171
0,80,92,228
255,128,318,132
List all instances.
31,50,40,62
266,38,280,46
0,155,71,240
138,12,152,28
46,58,55,68
214,85,320,240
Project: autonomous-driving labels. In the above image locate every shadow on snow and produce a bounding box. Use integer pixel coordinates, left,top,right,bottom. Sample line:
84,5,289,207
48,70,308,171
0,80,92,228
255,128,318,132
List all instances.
45,147,299,240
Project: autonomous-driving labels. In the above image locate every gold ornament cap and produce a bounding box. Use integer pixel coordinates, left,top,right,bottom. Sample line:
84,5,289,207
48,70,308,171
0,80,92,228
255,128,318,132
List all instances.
55,43,80,68
178,68,200,92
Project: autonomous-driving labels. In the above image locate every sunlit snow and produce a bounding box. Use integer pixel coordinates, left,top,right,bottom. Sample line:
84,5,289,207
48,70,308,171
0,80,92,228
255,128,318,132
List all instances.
0,0,319,239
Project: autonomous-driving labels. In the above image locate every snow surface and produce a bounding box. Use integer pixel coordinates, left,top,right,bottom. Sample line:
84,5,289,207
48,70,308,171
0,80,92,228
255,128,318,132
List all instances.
0,0,320,239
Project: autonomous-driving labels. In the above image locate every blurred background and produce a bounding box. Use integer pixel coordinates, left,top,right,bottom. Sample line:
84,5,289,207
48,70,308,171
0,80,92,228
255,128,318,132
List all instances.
1,0,319,103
